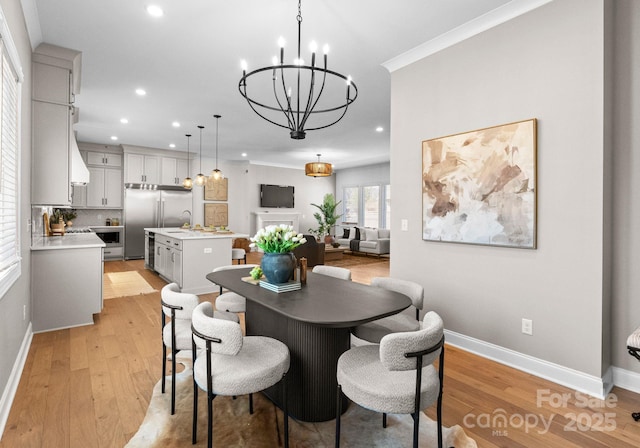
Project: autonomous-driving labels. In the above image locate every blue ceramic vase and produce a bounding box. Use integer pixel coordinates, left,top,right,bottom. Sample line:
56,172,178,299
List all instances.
261,252,297,284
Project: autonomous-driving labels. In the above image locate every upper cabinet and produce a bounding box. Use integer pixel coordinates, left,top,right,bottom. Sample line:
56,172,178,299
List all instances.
31,43,82,206
86,151,122,168
161,156,189,186
125,153,160,184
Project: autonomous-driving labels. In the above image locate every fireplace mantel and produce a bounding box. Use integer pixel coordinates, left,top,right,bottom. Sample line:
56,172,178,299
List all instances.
253,212,301,233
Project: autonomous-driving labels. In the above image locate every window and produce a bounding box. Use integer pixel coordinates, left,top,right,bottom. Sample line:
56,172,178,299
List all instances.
0,26,23,299
363,185,380,228
343,186,359,224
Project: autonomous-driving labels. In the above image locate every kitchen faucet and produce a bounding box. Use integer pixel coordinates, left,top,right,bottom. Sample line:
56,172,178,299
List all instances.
181,210,192,226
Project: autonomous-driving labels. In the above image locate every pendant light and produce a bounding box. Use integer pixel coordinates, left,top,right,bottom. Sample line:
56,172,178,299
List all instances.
305,153,333,177
195,125,206,186
182,134,193,189
210,114,224,180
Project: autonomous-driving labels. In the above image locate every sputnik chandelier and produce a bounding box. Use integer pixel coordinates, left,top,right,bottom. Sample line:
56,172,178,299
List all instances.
238,0,358,139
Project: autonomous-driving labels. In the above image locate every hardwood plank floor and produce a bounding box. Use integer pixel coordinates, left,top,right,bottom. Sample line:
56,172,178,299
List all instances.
2,254,640,447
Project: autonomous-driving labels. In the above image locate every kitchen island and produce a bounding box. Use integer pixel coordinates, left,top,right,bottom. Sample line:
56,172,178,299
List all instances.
31,233,105,332
144,228,249,294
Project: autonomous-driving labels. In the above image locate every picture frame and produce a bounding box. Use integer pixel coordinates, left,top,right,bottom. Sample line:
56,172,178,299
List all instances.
204,177,228,201
422,118,537,248
204,203,228,227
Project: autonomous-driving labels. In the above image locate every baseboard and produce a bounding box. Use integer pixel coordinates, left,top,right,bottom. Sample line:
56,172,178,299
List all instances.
612,366,640,395
445,329,610,399
0,322,33,439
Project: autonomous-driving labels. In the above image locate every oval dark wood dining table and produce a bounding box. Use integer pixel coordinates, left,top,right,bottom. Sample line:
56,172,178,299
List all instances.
206,268,411,422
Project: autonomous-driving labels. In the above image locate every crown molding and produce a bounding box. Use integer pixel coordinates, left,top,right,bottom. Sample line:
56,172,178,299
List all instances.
383,0,553,73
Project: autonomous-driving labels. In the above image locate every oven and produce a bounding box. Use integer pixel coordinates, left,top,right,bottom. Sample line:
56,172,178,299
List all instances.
90,226,124,259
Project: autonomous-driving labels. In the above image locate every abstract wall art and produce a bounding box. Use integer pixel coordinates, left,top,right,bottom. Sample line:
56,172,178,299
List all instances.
422,118,537,248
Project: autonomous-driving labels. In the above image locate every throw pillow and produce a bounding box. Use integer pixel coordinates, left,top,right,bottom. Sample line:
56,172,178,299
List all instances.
342,228,350,239
365,228,378,242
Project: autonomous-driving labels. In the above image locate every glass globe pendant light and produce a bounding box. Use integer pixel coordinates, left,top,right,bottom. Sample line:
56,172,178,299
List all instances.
182,134,193,189
210,114,224,180
195,125,206,186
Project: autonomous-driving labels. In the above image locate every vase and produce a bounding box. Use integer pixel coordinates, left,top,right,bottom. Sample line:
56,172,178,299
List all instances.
261,252,297,284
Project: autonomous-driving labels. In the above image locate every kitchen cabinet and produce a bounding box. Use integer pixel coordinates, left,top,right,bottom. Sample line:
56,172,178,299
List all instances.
87,167,123,208
155,235,183,287
161,156,190,186
86,151,122,168
31,44,81,206
125,153,160,184
32,101,71,205
31,244,103,332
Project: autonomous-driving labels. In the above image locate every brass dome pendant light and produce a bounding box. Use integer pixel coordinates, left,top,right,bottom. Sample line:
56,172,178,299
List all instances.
305,153,332,177
210,114,224,180
195,125,206,186
182,134,193,189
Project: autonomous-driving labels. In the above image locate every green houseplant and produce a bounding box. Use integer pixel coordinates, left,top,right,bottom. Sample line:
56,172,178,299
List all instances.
309,193,342,243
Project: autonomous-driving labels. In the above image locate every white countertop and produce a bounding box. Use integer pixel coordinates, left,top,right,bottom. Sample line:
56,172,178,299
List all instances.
31,233,106,251
145,227,250,240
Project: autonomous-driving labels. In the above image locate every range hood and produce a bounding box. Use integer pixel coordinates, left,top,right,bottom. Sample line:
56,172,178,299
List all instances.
70,135,90,185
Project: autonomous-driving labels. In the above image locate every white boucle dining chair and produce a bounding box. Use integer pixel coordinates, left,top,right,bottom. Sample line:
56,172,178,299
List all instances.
336,311,445,448
352,277,424,343
312,265,352,280
191,301,290,448
212,264,258,315
160,282,238,415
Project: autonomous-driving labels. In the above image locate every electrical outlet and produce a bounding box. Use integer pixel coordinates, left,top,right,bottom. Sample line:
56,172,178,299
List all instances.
204,247,212,253
522,318,533,335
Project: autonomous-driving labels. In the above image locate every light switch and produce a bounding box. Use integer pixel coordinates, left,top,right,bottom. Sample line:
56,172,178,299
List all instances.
204,247,212,253
401,219,408,231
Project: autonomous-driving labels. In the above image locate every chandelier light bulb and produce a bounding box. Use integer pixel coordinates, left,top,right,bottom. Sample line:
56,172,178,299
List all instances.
272,56,278,65
241,60,248,71
195,174,206,186
309,41,318,53
278,36,286,48
323,44,330,54
183,177,193,189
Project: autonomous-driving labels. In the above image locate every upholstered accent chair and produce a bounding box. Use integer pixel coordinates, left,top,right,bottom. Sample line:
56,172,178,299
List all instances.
212,264,259,314
231,248,246,264
336,312,445,448
627,326,640,421
352,277,424,343
312,265,352,281
292,234,325,267
160,282,238,415
191,301,290,448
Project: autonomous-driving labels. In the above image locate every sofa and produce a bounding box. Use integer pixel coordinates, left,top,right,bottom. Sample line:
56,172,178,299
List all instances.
292,234,325,267
334,226,390,256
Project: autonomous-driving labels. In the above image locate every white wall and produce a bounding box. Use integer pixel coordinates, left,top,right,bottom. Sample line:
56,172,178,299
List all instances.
390,0,607,377
0,0,33,432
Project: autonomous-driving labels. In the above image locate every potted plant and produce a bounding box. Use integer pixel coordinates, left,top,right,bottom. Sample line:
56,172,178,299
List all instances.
309,193,342,244
62,209,77,227
250,225,307,284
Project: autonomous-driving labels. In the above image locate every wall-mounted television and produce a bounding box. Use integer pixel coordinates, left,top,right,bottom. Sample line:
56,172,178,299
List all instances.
260,184,295,208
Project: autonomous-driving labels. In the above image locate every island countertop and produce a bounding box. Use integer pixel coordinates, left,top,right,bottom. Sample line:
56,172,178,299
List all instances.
145,227,249,240
31,233,106,251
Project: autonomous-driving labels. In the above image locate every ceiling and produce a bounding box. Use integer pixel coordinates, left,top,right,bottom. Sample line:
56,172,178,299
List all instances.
31,0,512,170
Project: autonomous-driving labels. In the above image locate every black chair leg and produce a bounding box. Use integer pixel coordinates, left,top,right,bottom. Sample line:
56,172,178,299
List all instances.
411,412,419,448
161,343,166,394
249,393,254,414
283,374,289,448
335,384,342,448
382,412,387,428
192,381,198,444
171,347,177,415
207,393,214,448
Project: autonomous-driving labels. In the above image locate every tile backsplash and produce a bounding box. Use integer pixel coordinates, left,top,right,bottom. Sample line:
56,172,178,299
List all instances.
31,206,123,241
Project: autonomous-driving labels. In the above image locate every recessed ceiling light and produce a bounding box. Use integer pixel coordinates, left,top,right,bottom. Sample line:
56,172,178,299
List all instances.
169,143,176,148
241,153,247,157
135,88,146,96
110,136,118,141
120,118,129,124
172,121,180,128
376,126,384,132
146,5,164,17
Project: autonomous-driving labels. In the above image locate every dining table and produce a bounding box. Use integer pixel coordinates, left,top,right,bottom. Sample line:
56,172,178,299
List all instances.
206,267,412,422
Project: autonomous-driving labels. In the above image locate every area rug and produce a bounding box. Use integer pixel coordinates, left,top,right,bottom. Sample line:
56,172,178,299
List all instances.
327,253,390,269
103,271,157,299
126,354,476,448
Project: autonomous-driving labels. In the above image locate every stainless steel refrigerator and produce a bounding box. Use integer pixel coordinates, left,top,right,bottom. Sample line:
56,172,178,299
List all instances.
124,185,193,259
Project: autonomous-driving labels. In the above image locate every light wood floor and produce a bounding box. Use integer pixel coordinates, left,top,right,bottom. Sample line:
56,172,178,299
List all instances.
2,254,640,447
